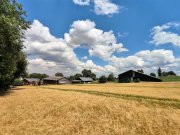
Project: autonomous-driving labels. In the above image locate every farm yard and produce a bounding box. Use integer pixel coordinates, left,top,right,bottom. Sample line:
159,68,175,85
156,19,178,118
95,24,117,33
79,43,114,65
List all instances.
0,82,180,135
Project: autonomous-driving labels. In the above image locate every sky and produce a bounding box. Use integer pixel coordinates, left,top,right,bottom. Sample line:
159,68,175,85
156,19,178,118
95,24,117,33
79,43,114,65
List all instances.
17,0,180,76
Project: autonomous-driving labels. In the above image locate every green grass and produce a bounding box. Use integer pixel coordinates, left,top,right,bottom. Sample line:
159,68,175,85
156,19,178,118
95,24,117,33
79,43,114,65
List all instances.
160,76,180,82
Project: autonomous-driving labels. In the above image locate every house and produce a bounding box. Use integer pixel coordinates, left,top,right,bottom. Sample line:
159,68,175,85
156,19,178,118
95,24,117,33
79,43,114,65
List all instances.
23,78,40,85
43,77,71,84
118,70,162,83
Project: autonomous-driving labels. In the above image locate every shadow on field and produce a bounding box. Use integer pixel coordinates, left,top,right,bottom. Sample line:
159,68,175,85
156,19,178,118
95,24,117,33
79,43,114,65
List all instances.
0,86,23,96
12,87,24,91
0,90,13,96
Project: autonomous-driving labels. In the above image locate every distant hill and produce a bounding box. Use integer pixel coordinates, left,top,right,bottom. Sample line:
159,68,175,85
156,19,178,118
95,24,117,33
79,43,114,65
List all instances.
160,76,180,82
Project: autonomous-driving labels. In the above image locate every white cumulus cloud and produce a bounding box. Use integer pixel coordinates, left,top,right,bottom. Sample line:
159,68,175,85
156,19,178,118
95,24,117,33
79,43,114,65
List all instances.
94,0,119,15
24,20,180,76
150,22,180,47
72,0,119,16
24,20,121,76
73,0,90,6
65,19,127,60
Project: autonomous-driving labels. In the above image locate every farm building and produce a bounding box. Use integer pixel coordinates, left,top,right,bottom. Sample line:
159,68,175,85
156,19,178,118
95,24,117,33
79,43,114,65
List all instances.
59,77,72,84
118,70,162,83
79,77,93,83
43,77,71,84
72,77,94,84
23,78,40,85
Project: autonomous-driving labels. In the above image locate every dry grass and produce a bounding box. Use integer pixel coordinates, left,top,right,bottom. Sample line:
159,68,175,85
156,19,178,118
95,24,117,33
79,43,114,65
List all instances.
42,82,180,100
0,83,180,135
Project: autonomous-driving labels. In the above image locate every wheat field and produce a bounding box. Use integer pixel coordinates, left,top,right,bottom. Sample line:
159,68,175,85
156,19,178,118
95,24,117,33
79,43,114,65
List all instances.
0,82,180,135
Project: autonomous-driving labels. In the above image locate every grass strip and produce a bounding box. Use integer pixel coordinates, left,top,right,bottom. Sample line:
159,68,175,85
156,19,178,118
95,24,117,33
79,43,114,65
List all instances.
41,87,180,109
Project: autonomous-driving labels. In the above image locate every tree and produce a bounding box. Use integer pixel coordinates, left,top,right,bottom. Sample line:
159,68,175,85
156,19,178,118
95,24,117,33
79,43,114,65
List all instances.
74,73,82,80
168,71,176,76
68,75,75,81
91,73,96,80
158,67,162,77
0,0,29,91
107,73,115,82
99,76,107,83
82,69,96,80
150,73,156,77
82,69,91,77
137,69,144,73
55,72,63,77
29,73,48,80
162,71,168,77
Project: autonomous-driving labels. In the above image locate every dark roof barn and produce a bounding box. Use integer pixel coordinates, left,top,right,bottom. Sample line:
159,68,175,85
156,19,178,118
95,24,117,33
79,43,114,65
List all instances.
118,70,162,83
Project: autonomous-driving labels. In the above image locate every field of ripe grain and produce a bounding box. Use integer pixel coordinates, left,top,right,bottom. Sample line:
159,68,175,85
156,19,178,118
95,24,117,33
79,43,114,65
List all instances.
0,83,180,135
42,82,180,100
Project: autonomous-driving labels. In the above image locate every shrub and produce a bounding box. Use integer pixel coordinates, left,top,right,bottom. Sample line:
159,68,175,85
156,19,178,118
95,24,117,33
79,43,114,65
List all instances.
13,79,23,86
99,76,107,83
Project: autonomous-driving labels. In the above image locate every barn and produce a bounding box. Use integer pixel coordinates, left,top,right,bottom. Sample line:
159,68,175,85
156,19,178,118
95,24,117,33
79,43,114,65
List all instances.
23,78,40,85
72,77,93,84
79,77,93,83
118,70,162,83
59,77,72,84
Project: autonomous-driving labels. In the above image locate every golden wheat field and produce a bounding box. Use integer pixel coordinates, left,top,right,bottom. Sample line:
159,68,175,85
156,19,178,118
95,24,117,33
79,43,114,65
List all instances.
0,82,180,135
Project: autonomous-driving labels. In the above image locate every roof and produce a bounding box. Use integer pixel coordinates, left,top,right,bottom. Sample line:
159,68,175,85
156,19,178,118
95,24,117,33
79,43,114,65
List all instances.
79,77,93,82
43,77,63,81
72,80,81,83
118,70,162,82
24,78,40,83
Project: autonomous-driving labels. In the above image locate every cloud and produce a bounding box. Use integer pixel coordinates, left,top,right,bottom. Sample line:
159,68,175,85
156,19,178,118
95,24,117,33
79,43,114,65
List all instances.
72,0,119,16
73,0,90,6
24,20,120,76
150,22,180,47
94,0,119,15
110,49,180,75
65,19,127,60
24,20,180,76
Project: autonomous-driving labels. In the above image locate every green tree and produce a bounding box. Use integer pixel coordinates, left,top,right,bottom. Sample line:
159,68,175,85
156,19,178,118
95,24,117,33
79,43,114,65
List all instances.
168,71,176,76
82,69,91,77
74,73,82,80
150,73,156,77
82,69,96,80
158,67,162,77
55,72,63,77
137,69,144,74
99,76,107,83
29,73,48,80
107,73,115,82
68,75,75,81
0,0,29,91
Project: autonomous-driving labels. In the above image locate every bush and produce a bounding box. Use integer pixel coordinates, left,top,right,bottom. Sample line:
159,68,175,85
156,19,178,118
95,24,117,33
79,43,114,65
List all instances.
13,79,23,86
99,76,107,83
107,73,115,82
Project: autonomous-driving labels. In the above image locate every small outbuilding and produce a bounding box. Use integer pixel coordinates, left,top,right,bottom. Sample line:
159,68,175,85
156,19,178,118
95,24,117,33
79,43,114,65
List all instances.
43,77,71,84
79,77,93,83
118,70,162,83
23,78,40,85
71,77,94,84
59,77,72,84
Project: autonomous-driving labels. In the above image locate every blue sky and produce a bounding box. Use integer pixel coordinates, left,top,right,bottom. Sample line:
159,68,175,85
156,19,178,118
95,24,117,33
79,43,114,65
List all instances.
18,0,180,76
